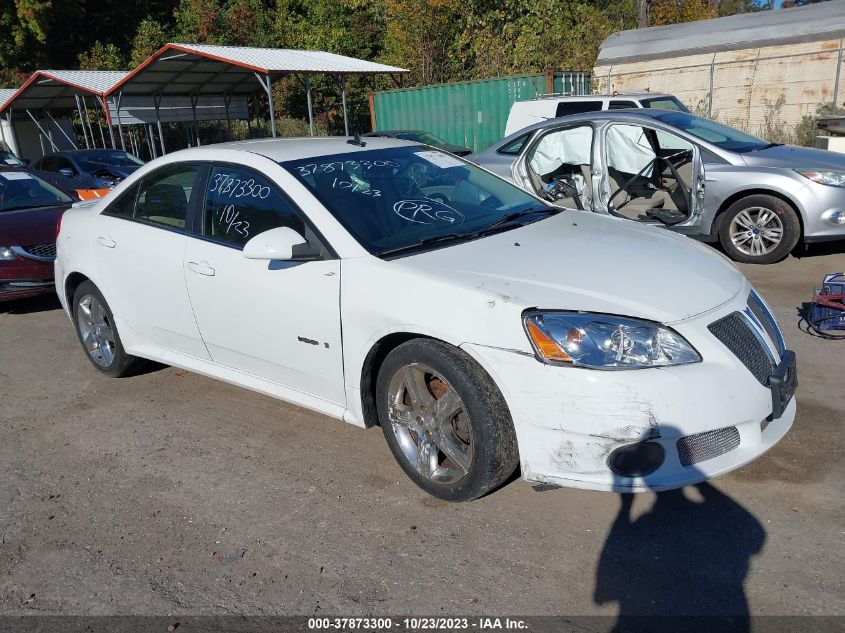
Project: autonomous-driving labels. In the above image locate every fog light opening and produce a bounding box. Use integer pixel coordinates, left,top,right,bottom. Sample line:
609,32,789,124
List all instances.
608,441,665,478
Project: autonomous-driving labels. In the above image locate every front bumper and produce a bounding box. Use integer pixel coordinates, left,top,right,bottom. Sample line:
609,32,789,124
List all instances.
0,257,55,302
799,181,845,241
461,295,795,492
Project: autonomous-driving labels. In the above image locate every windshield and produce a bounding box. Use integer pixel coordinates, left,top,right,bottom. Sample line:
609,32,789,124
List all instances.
0,171,72,211
79,151,144,172
652,111,769,152
640,96,689,113
282,146,550,256
0,151,25,167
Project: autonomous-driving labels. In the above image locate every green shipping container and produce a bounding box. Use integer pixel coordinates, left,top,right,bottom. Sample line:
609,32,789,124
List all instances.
370,72,590,153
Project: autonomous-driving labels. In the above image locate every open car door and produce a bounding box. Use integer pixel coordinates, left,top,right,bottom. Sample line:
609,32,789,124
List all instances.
598,122,704,232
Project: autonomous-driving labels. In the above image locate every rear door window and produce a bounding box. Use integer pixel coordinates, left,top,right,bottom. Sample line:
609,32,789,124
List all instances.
133,164,204,230
609,101,638,110
555,101,603,117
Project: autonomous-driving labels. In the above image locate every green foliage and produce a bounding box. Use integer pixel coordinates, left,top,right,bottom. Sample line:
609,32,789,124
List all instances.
77,41,125,71
130,19,170,68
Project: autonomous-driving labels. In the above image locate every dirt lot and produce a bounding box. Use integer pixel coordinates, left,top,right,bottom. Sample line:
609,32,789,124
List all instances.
1,244,843,623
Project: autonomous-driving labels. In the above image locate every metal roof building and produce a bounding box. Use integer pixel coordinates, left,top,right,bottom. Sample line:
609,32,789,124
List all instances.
598,1,845,65
593,2,845,135
109,43,408,138
0,44,408,160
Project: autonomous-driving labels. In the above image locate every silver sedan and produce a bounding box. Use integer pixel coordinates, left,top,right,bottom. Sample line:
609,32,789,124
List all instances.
473,109,845,264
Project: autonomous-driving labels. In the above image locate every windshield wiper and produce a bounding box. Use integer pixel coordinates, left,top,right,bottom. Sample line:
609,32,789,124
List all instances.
751,142,783,151
475,206,560,235
378,207,560,258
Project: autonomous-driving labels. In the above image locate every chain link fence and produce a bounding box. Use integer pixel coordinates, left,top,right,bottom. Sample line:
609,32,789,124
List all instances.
593,43,844,143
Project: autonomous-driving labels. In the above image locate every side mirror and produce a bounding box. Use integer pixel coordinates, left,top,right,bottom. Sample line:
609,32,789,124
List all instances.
242,226,308,261
58,168,74,177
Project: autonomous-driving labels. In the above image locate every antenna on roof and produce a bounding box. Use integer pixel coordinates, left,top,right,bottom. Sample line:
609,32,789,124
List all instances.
347,131,366,147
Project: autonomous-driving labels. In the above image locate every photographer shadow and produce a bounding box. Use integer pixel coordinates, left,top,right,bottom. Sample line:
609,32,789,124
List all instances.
594,436,765,633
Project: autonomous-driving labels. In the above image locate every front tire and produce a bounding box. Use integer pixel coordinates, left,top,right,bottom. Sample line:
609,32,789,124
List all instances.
376,339,519,501
72,280,143,377
718,194,800,264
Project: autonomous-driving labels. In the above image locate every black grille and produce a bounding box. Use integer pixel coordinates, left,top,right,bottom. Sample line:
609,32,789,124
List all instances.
708,312,772,385
21,242,56,259
677,426,741,467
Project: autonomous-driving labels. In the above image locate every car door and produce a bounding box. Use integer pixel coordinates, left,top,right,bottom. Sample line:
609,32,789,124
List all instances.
597,122,704,229
94,162,211,359
513,124,595,211
182,163,345,404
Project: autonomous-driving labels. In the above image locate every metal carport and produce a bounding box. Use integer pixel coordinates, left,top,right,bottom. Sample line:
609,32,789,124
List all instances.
107,43,409,142
0,70,127,157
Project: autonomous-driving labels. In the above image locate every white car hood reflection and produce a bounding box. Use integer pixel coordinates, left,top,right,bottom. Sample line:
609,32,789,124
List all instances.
395,211,745,324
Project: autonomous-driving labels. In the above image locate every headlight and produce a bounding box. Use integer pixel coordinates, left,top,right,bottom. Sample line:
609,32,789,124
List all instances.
796,169,845,187
0,246,16,261
523,311,701,369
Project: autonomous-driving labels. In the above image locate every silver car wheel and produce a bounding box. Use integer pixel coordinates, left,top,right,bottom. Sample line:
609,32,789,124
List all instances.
386,363,473,484
77,294,116,368
729,206,784,257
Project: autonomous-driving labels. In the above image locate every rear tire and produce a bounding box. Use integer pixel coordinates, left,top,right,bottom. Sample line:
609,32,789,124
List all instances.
718,194,800,264
72,280,144,377
376,339,519,501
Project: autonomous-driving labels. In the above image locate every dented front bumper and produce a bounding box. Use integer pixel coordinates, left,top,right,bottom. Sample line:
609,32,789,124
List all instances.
461,309,795,492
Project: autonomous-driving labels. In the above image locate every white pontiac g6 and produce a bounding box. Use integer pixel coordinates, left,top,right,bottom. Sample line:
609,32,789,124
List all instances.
55,137,796,501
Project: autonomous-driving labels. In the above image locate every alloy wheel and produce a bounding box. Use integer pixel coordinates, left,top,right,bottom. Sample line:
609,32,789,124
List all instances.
77,294,116,368
729,206,784,257
386,363,473,484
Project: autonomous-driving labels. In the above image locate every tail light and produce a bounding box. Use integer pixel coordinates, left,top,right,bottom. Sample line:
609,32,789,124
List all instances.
56,212,64,239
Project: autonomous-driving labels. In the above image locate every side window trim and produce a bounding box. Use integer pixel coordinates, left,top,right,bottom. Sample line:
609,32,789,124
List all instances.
99,162,210,237
198,161,337,259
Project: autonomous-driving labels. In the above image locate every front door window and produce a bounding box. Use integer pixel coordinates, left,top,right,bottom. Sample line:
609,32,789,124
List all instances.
604,124,694,224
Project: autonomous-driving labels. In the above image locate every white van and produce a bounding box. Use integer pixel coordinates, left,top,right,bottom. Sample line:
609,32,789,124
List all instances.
504,93,688,136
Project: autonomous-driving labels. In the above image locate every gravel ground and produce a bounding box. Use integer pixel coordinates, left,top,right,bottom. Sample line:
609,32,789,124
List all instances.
0,244,843,621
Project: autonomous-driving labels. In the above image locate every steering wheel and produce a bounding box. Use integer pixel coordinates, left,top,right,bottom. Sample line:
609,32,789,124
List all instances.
609,149,692,212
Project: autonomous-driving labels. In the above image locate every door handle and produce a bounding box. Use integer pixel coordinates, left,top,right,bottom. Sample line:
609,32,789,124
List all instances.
96,236,116,248
187,261,215,277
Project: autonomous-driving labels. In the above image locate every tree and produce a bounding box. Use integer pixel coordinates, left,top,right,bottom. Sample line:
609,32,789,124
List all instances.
649,0,717,25
130,19,170,67
77,41,125,70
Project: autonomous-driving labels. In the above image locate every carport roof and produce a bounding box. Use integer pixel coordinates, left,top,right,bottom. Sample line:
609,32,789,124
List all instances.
108,43,409,97
0,88,16,110
0,70,128,114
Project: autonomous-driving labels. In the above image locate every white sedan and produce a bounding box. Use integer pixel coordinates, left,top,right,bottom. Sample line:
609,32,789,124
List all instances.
55,137,796,501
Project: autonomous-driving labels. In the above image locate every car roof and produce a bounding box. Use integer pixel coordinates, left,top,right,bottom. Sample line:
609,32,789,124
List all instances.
202,136,419,161
529,93,674,102
504,107,684,137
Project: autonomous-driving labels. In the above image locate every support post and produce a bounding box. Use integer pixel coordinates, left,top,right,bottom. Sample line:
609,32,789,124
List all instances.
81,96,96,147
74,95,90,149
146,123,156,159
190,95,201,146
224,94,232,139
25,110,59,152
834,37,843,113
153,93,166,154
339,74,349,136
99,97,116,148
6,110,21,158
113,93,126,151
254,72,276,137
708,57,716,118
305,76,314,137
46,110,78,149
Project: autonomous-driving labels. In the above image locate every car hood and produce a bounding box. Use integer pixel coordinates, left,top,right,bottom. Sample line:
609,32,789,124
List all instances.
741,144,845,170
396,212,745,324
0,204,67,246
